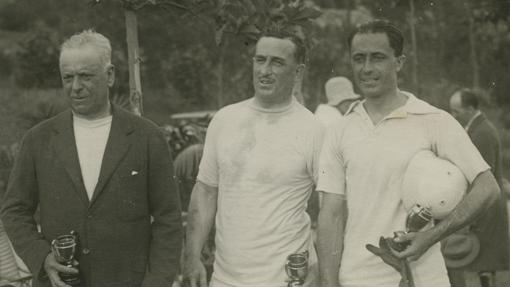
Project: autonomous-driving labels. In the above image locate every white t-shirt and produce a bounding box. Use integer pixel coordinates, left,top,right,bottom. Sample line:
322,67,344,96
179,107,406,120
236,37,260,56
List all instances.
197,98,324,287
317,93,489,287
73,115,112,200
314,104,343,127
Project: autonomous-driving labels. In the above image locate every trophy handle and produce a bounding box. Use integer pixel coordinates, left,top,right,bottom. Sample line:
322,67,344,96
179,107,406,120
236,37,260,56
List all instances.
302,250,309,261
50,239,57,254
69,230,80,261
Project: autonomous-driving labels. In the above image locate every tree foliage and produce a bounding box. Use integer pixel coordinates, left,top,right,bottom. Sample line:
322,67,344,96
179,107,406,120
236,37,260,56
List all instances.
1,0,510,120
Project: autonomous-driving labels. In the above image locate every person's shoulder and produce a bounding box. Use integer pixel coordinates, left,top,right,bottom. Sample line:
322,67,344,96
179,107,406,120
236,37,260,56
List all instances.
473,116,499,140
293,102,326,130
209,99,251,124
404,94,443,116
218,99,250,115
25,109,71,139
113,106,163,137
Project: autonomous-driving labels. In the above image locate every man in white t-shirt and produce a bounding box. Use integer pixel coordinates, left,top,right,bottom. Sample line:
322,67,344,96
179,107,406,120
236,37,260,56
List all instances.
314,77,359,127
1,30,182,287
183,29,324,287
316,20,500,287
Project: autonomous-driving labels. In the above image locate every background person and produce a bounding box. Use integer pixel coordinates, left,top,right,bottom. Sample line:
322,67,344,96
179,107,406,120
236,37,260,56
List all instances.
314,76,359,127
446,89,509,287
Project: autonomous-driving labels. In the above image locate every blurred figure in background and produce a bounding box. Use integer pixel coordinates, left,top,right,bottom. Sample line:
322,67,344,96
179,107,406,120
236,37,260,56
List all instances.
447,89,509,287
314,76,359,127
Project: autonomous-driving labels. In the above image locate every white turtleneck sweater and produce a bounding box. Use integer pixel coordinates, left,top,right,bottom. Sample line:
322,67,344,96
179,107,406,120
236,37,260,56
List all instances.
73,115,113,200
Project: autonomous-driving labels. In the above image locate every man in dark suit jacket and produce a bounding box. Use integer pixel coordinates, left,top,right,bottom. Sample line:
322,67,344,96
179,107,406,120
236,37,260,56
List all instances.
448,88,509,287
1,30,182,287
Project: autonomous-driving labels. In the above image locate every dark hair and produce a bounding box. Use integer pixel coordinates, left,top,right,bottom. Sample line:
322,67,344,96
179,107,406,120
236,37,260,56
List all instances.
348,20,404,57
258,27,307,64
458,89,479,109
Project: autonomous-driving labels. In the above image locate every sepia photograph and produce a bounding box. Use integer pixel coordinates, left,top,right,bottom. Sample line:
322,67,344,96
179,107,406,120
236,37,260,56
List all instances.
0,1,510,287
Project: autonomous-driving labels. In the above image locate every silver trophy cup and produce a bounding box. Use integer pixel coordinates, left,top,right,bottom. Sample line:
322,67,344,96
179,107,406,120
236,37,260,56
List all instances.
285,250,309,287
51,231,80,286
391,204,433,252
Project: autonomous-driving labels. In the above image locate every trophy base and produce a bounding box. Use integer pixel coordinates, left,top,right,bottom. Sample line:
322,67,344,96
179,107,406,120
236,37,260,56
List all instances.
287,279,305,287
388,239,408,252
60,272,81,286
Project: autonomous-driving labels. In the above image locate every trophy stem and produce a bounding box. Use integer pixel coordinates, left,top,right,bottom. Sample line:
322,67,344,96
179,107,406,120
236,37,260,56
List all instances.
52,231,81,286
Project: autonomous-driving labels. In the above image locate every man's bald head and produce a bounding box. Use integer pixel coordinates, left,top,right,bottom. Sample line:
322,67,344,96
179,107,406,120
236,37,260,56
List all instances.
449,89,479,126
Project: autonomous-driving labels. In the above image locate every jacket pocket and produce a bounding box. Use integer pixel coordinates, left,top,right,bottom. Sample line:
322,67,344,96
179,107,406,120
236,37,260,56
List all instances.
116,169,149,222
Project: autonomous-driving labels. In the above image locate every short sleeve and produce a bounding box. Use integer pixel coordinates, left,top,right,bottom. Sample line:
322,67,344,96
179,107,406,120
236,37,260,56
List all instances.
196,112,222,187
306,122,326,185
316,124,347,195
433,111,490,183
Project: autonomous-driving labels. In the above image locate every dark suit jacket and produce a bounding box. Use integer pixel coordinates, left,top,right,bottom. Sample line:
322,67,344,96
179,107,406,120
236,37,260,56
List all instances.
1,106,182,287
467,113,509,271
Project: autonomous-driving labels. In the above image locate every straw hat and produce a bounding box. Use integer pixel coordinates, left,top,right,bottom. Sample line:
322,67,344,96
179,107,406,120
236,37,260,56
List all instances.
441,228,480,268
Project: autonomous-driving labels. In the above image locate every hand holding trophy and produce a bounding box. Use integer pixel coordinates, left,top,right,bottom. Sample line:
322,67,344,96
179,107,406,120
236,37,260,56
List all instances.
285,250,309,287
367,150,468,287
51,230,81,286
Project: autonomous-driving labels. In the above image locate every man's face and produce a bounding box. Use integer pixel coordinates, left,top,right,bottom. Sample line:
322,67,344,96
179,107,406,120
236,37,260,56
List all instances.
350,33,404,99
449,92,472,126
253,37,303,103
60,45,114,119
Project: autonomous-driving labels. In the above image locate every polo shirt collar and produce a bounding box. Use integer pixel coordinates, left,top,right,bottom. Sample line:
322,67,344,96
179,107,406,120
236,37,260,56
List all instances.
346,90,440,119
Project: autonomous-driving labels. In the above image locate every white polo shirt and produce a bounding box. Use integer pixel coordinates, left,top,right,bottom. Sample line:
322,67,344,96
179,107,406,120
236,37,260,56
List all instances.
198,98,324,287
317,93,489,287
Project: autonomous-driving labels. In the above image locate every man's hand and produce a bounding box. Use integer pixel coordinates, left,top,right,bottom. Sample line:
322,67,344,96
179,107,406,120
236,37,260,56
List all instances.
392,230,437,261
183,257,207,287
302,262,319,287
366,237,416,287
43,252,78,287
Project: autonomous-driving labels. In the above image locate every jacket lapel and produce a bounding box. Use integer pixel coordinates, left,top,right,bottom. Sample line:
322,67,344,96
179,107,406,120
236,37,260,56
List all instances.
51,110,90,207
89,107,134,206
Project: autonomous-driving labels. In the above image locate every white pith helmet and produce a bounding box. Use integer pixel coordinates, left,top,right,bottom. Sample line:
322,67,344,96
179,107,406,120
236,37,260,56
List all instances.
402,150,468,219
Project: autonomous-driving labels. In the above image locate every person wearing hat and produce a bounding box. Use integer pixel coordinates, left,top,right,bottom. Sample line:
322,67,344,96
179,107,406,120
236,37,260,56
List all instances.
316,20,500,287
314,77,360,127
446,88,509,287
441,227,481,272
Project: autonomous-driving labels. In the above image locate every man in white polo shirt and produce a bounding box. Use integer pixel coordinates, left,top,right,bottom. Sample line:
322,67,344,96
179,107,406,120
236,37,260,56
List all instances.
316,20,499,287
183,28,324,287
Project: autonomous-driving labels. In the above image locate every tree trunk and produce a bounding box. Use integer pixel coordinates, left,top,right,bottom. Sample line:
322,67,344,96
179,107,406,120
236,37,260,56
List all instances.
409,0,419,93
125,9,143,116
216,38,228,109
465,2,480,88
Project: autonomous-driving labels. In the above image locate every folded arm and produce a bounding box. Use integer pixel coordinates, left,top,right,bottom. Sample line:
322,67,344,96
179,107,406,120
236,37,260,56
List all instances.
396,170,498,261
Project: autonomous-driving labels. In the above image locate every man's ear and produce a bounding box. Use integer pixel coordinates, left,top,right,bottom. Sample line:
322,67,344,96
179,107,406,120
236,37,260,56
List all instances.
294,63,305,82
395,55,406,72
107,64,115,88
